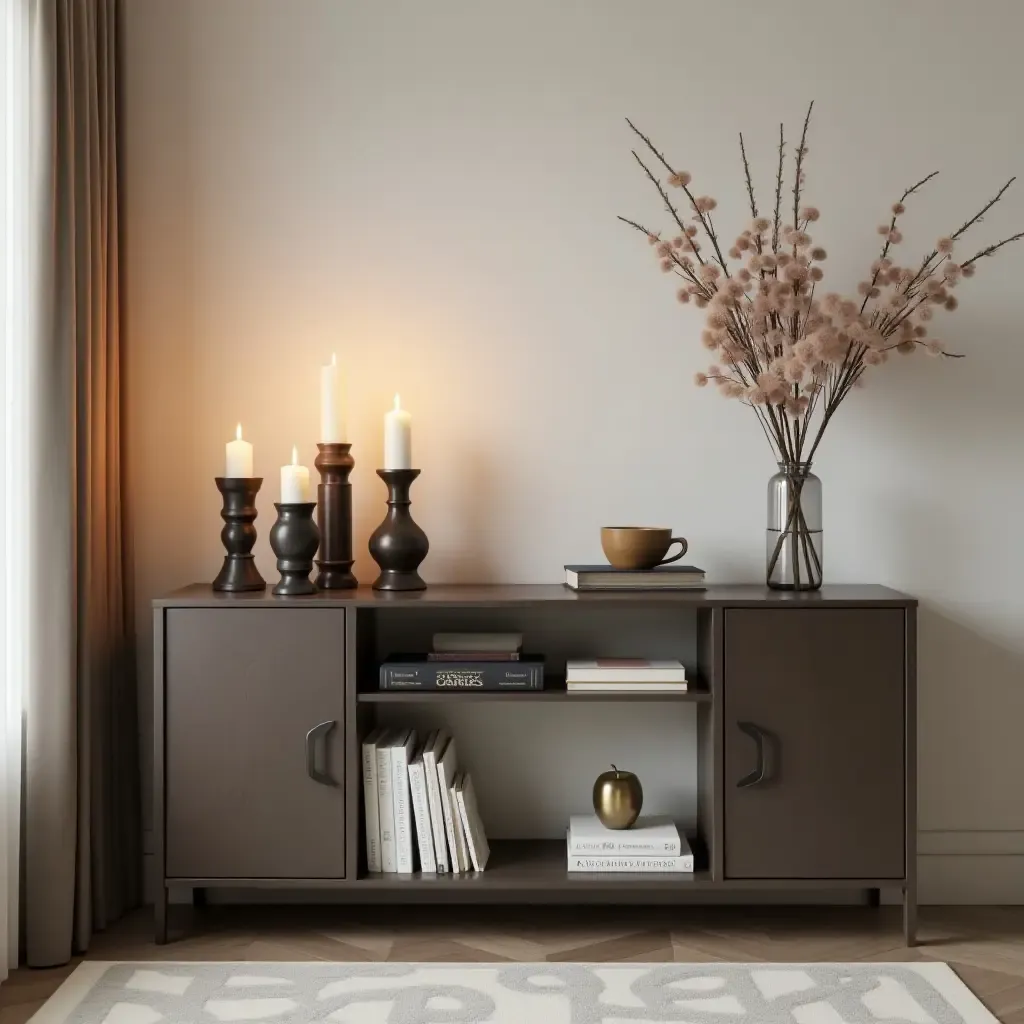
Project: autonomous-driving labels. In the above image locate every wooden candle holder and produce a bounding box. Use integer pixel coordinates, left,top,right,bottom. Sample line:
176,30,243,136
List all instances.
314,443,357,589
212,477,266,592
269,502,320,597
368,469,428,591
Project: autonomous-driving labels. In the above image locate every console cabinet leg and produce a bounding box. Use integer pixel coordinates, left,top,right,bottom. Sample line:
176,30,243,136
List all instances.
867,887,880,907
192,886,207,908
155,886,168,945
903,885,917,947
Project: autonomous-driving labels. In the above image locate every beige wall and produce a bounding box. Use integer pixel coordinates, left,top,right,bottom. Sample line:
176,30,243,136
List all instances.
123,0,1024,901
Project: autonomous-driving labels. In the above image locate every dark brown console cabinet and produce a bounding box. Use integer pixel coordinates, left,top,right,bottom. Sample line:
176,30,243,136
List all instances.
153,584,917,945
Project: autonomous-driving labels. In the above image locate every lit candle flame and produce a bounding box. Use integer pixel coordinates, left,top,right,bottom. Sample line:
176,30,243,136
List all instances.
236,423,242,441
291,445,298,466
331,352,337,366
394,393,401,410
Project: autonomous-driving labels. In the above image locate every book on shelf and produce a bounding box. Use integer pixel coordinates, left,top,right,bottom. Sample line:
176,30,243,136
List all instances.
564,565,706,591
433,632,523,654
566,682,688,693
380,655,544,691
391,729,417,873
566,850,694,873
565,658,687,684
448,770,472,872
375,730,399,872
407,745,436,873
427,651,521,662
422,731,450,872
455,771,490,872
567,814,683,856
365,723,493,876
565,827,694,873
435,737,464,874
360,727,385,873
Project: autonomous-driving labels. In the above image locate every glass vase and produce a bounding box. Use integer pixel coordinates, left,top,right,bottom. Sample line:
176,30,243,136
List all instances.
766,461,823,590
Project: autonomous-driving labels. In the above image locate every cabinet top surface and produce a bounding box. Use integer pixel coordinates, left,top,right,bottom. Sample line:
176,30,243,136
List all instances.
155,583,915,608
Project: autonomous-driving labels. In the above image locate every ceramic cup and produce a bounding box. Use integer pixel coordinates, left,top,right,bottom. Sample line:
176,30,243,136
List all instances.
600,526,688,571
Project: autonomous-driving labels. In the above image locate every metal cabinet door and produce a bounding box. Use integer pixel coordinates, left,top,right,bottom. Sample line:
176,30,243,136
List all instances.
724,608,906,879
164,608,346,879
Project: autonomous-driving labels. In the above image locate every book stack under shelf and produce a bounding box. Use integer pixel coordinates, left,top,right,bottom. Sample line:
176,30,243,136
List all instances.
565,658,689,694
362,726,490,876
567,814,693,874
379,633,545,693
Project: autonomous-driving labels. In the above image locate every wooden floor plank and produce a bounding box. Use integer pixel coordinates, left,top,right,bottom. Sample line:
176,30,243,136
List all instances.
2,906,1023,1021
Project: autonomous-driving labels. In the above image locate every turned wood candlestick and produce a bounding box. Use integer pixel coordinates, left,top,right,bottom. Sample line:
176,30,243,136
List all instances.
269,502,320,597
212,477,266,592
314,443,357,589
368,469,428,591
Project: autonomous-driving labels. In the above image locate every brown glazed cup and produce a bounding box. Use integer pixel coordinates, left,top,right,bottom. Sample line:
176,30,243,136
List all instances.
600,527,688,571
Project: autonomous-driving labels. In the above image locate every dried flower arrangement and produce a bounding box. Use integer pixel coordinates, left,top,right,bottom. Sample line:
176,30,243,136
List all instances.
621,102,1023,588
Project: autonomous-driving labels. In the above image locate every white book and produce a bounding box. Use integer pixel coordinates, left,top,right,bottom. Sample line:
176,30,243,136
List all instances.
407,747,436,873
449,771,472,873
375,730,398,872
455,772,490,872
422,730,450,872
565,659,686,683
567,814,682,856
391,729,417,873
435,739,464,874
360,728,385,873
567,851,694,873
567,682,688,693
433,632,523,653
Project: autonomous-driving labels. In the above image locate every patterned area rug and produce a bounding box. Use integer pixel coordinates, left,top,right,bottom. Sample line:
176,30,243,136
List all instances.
31,961,997,1023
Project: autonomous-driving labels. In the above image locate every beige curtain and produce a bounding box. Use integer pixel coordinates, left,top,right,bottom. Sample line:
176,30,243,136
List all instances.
23,0,140,967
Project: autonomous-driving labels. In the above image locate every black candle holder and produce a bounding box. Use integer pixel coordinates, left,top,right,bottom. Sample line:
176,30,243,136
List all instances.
212,477,266,592
368,469,429,591
314,443,357,589
269,502,320,597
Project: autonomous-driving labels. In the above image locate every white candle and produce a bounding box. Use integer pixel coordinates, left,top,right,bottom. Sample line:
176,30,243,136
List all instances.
280,445,311,503
225,423,254,478
320,352,345,442
384,393,412,469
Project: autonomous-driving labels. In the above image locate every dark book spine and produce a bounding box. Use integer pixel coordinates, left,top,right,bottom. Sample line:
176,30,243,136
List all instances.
380,662,544,690
427,652,521,662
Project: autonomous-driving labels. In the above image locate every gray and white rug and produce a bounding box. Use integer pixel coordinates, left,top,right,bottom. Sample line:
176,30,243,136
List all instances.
31,961,997,1023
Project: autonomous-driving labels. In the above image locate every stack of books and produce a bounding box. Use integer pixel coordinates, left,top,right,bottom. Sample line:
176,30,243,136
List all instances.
429,632,523,660
380,633,544,691
564,564,706,591
566,814,693,873
565,658,688,693
361,727,490,875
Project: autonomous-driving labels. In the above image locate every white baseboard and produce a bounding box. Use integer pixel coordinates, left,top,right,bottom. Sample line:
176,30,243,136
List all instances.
143,832,1024,907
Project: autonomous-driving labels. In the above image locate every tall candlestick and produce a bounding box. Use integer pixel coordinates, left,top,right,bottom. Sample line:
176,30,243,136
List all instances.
320,352,345,442
384,394,412,470
280,445,311,503
225,423,254,478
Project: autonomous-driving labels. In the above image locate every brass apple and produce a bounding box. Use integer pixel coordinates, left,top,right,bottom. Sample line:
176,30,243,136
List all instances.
592,764,643,829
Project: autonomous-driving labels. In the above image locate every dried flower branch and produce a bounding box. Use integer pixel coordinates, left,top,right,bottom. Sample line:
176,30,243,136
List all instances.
620,102,1024,474
739,132,758,222
792,101,813,231
772,123,785,253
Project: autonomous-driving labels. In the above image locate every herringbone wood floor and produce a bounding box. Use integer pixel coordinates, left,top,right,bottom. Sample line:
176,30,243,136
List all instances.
2,905,1024,1022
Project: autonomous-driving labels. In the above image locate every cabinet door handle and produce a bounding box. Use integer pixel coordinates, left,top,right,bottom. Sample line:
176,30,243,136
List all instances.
305,720,338,786
736,720,769,788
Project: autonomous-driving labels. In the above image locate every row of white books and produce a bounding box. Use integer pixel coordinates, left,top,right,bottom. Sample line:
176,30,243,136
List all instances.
361,727,490,874
566,814,694,873
565,658,688,693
